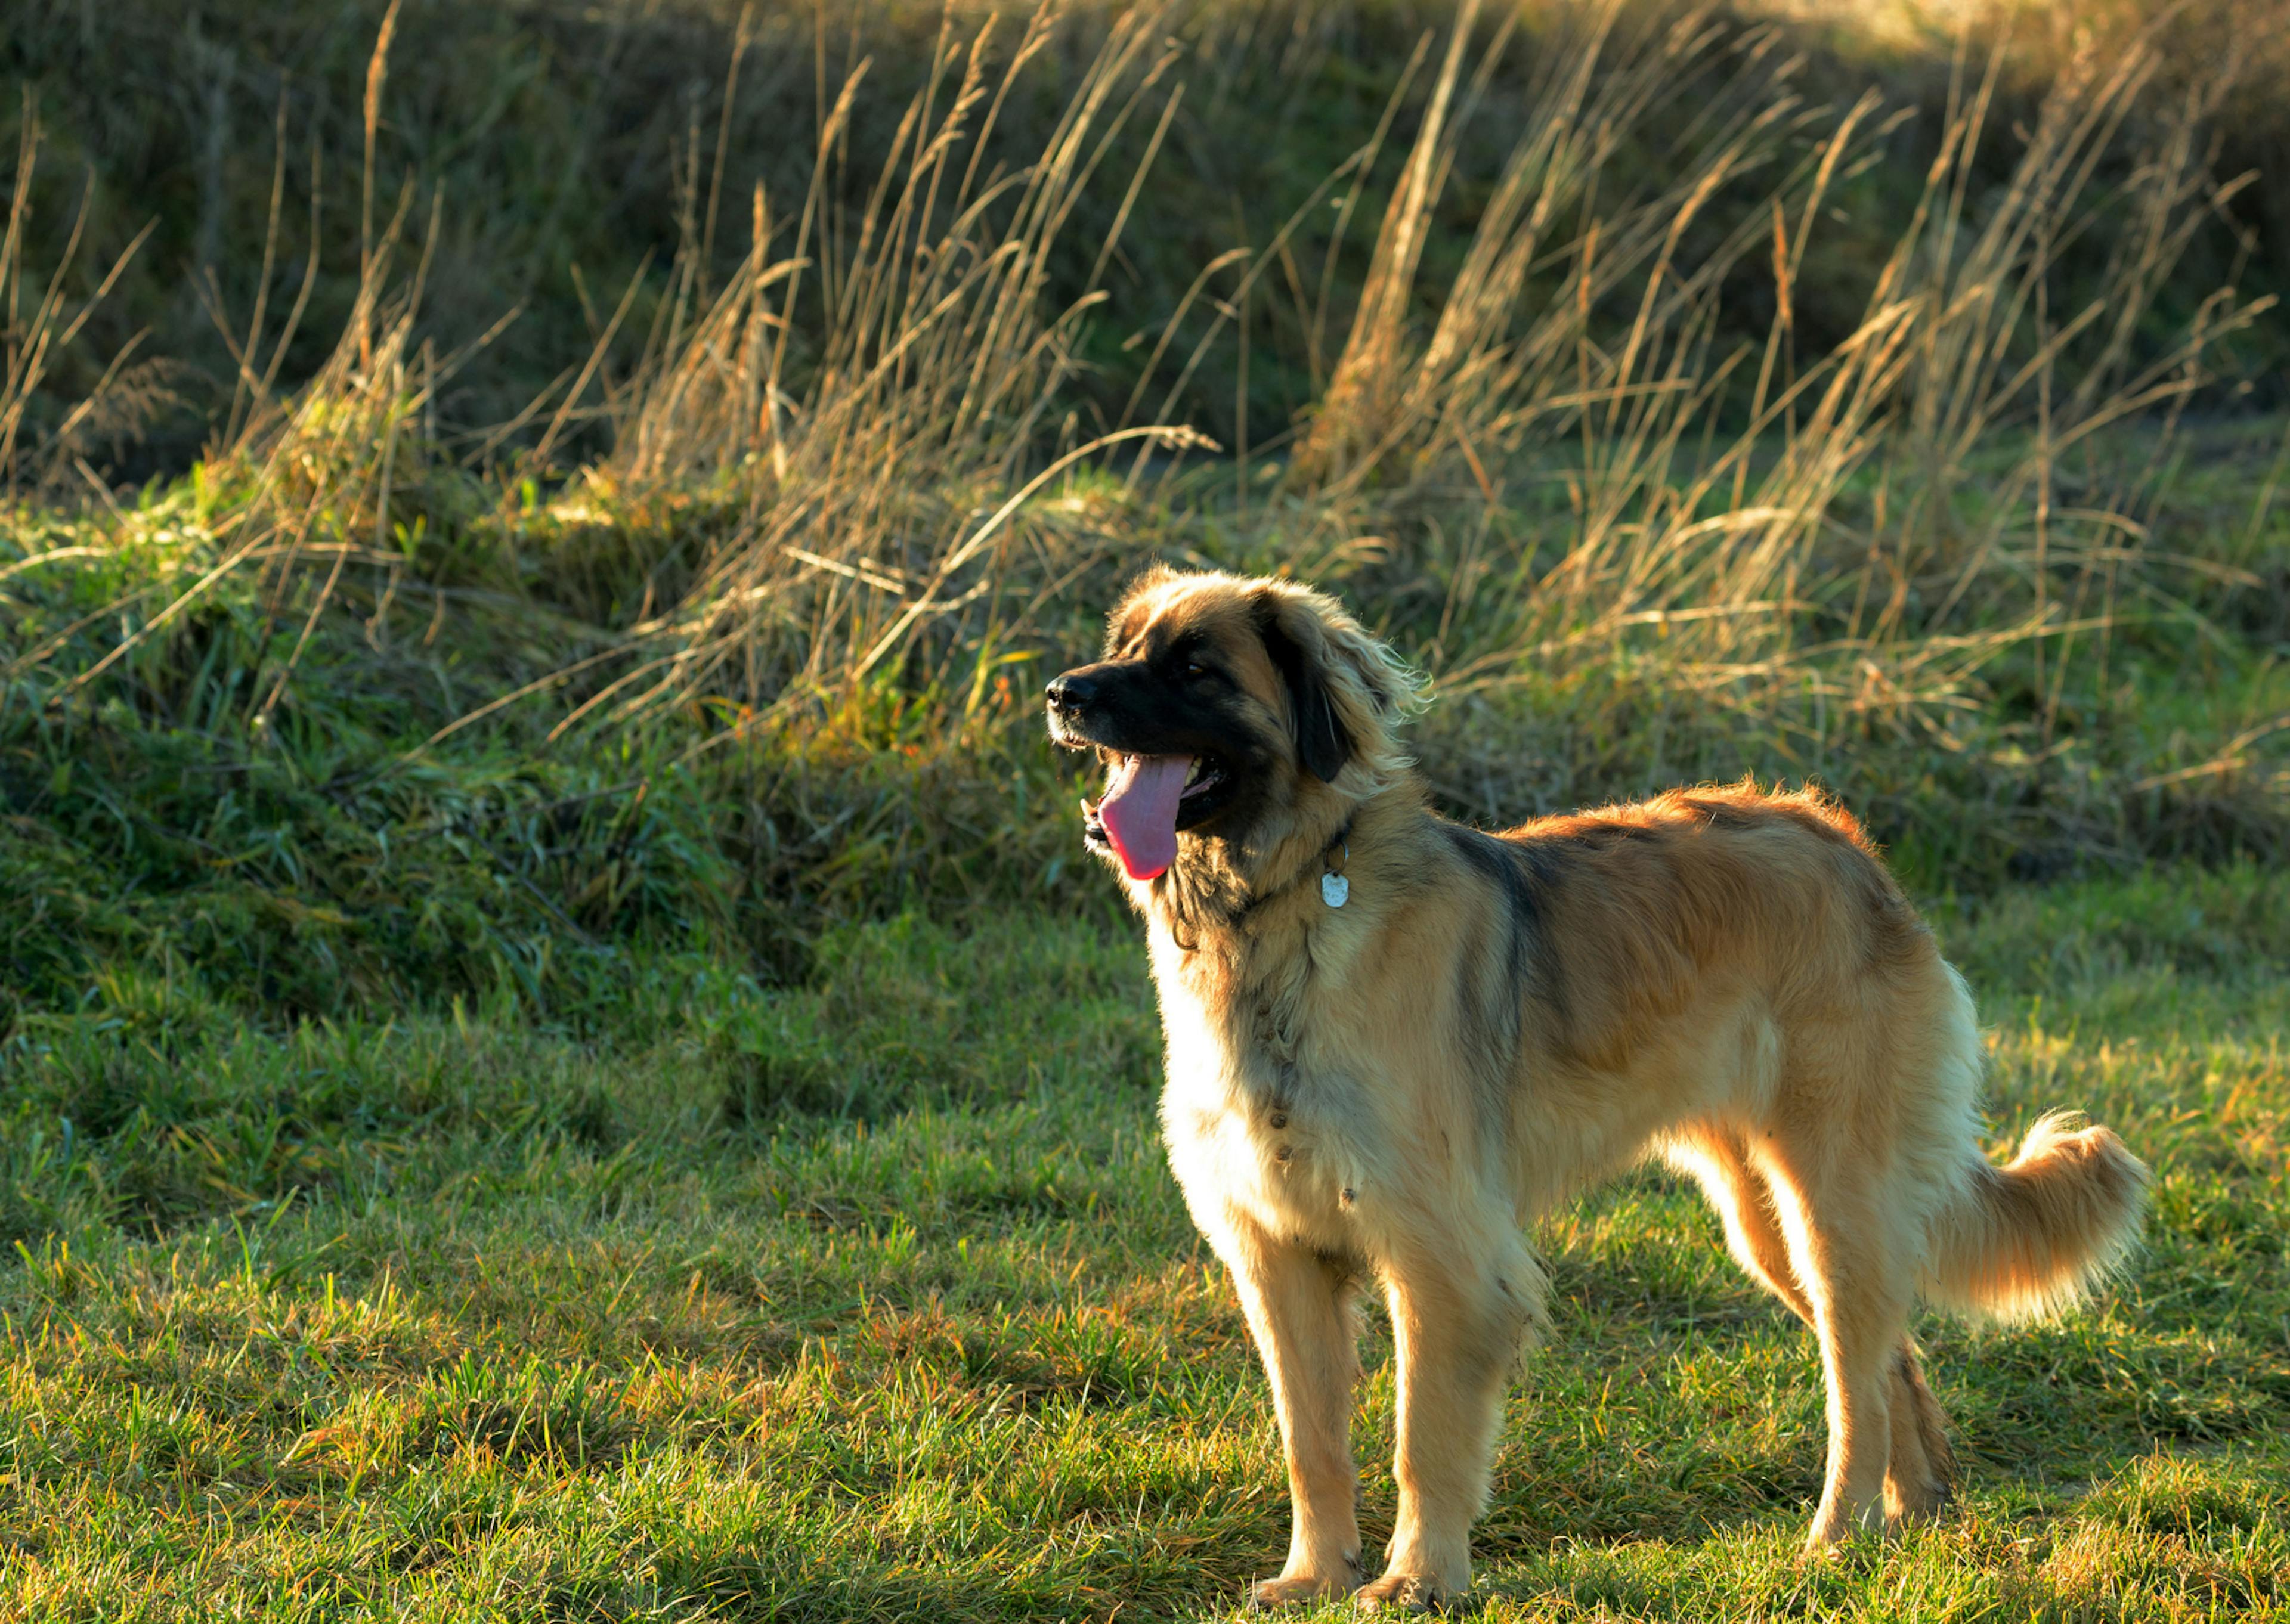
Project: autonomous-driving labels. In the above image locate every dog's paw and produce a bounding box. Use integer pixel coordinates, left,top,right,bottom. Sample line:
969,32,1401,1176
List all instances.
1248,1572,1350,1609
1353,1573,1459,1614
1797,1524,1886,1570
1249,1548,1366,1608
1255,1566,1356,1612
1884,1475,1954,1529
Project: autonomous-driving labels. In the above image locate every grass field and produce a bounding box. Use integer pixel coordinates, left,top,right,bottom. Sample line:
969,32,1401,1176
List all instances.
2,869,2286,1620
5,0,2290,1616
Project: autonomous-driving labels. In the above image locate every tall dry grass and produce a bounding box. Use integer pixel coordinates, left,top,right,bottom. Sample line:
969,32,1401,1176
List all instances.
1239,2,2276,837
7,0,2284,903
0,103,153,500
564,2,1215,736
575,0,2266,757
14,14,482,730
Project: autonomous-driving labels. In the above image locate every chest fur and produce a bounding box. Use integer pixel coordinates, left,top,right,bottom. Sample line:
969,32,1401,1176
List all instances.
1149,935,1375,1248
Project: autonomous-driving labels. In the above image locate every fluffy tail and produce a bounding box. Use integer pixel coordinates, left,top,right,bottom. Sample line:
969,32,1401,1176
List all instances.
1921,1111,2151,1322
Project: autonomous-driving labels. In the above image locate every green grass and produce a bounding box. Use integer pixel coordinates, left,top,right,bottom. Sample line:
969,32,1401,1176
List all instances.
4,872,2284,1621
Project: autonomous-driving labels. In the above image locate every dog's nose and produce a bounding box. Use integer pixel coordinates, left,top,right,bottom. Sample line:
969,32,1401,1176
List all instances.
1045,672,1098,712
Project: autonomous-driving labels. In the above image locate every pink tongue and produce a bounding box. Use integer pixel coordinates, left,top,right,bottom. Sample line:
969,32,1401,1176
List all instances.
1098,754,1193,880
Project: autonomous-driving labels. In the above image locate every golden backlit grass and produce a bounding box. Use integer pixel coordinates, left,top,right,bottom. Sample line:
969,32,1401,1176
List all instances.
2,869,2285,1620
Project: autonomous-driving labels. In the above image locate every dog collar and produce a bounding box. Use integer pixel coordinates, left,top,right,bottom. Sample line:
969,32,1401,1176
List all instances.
1216,817,1357,934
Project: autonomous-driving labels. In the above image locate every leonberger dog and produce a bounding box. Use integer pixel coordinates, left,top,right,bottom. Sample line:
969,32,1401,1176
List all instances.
1044,568,2149,1610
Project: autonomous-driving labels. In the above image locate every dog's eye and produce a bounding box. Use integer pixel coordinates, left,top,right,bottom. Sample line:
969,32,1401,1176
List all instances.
1183,661,1210,680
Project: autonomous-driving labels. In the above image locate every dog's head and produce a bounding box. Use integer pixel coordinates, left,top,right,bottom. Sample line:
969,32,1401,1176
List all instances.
1045,569,1423,881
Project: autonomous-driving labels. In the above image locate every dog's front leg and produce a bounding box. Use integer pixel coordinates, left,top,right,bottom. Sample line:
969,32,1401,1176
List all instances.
1360,1242,1537,1612
1223,1225,1364,1607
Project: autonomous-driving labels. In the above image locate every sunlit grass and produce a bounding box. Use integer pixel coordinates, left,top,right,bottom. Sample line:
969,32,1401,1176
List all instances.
2,877,2285,1620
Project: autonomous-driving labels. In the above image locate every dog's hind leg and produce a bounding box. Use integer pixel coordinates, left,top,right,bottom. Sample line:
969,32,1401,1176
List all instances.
1750,1132,1920,1551
1224,1225,1366,1607
1883,1337,1956,1523
1675,1129,1954,1526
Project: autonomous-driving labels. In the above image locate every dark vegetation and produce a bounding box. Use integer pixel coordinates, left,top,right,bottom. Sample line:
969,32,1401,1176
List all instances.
7,1,2290,457
2,1,2283,1047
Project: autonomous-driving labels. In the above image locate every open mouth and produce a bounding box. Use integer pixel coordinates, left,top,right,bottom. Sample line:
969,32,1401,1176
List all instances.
1078,751,1233,879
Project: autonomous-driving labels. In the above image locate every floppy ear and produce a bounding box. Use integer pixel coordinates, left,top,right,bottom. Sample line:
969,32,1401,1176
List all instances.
1256,602,1351,783
1252,579,1426,789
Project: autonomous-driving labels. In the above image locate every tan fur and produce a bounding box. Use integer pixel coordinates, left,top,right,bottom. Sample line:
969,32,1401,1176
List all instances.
1064,571,2150,1610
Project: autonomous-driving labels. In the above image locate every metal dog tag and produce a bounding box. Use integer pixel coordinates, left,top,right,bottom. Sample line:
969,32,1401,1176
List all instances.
1320,871,1349,909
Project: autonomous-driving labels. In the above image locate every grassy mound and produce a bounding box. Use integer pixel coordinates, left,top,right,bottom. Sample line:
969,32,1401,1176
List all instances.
5,2,2286,1038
